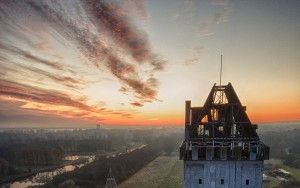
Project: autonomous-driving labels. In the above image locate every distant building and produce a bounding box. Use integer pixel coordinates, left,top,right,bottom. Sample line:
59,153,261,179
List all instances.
105,168,117,188
96,124,102,129
180,83,269,188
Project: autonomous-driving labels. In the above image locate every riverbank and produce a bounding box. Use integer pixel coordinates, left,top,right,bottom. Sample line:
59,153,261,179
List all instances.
0,155,93,187
1,145,146,187
46,145,160,187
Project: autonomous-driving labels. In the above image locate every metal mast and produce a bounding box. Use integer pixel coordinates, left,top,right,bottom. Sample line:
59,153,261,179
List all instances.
105,168,117,188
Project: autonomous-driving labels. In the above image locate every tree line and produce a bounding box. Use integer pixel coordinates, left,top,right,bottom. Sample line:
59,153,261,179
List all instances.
46,144,162,188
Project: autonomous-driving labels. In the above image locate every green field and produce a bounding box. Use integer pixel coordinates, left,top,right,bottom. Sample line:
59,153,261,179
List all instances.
119,154,183,188
157,159,183,188
120,156,300,188
263,159,300,188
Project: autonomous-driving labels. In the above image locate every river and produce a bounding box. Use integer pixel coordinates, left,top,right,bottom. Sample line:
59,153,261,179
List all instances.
3,155,95,188
3,145,146,188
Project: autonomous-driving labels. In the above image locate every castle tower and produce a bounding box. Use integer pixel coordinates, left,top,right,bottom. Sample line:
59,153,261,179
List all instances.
180,83,269,188
105,168,117,188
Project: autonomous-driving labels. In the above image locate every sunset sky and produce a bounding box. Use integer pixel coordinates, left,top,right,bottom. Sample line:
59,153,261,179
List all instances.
0,0,299,128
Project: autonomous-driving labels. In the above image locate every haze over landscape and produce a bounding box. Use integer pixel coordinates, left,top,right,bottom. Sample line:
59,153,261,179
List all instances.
0,0,299,128
1,1,300,188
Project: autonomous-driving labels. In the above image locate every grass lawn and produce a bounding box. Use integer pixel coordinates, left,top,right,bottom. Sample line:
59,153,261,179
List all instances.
157,159,183,188
120,156,300,188
119,154,183,188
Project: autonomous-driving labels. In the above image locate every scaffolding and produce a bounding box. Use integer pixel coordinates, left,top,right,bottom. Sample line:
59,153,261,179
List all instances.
180,83,269,161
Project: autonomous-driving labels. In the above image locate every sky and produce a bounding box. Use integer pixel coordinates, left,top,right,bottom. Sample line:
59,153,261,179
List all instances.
0,0,299,128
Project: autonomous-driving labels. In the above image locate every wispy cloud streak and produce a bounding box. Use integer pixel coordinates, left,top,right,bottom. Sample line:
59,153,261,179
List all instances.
0,79,133,121
0,0,166,124
0,43,63,70
198,0,232,37
26,0,165,102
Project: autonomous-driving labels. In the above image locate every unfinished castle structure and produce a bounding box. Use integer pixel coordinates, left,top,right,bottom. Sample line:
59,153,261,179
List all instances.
180,83,269,188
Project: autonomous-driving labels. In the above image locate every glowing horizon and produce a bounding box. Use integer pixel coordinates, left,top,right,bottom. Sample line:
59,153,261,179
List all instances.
0,0,299,128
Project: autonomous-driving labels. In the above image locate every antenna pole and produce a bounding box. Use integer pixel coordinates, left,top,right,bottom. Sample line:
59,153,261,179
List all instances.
219,54,223,86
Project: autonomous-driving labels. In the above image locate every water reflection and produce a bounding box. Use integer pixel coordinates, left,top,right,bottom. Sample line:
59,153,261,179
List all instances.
6,155,95,188
64,155,80,161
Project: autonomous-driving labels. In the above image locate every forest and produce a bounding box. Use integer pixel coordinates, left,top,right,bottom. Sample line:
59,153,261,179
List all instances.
260,127,300,168
46,145,162,187
0,128,182,184
1,124,300,187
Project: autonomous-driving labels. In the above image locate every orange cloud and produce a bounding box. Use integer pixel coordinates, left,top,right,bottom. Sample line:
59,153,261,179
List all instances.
0,79,134,122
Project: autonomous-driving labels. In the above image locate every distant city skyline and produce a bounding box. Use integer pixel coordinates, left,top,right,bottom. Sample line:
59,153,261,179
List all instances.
0,0,299,128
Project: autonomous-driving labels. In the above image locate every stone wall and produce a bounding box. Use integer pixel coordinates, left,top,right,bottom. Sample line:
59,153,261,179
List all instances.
184,160,263,188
